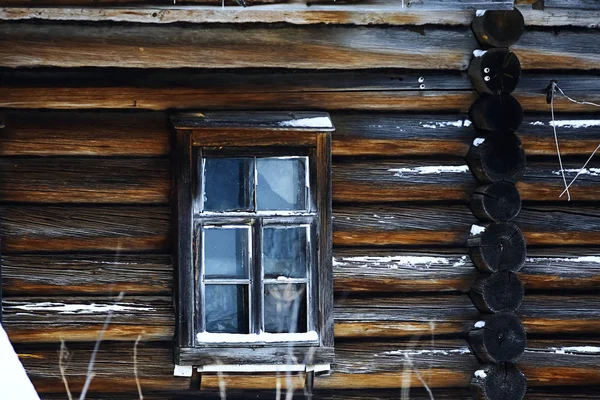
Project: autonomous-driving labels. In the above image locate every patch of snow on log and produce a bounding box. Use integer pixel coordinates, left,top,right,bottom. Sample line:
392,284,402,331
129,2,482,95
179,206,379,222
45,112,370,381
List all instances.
474,369,487,378
475,10,487,17
389,165,469,177
529,120,600,128
0,323,41,400
527,256,600,264
332,255,469,269
470,224,486,236
552,168,600,177
419,120,471,129
474,320,486,328
473,138,485,147
197,331,318,343
382,347,471,356
473,50,487,58
5,302,155,314
278,117,332,128
546,346,600,354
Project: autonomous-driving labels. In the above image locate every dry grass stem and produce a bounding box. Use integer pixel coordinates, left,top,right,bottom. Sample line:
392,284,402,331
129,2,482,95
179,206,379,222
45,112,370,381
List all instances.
59,339,73,400
134,334,144,400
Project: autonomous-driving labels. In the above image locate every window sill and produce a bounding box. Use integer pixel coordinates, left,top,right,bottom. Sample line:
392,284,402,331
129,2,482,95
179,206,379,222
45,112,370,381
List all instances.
195,331,319,344
173,363,330,377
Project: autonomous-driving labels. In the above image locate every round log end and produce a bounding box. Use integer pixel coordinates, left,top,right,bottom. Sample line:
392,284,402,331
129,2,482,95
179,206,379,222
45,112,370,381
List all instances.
469,271,524,313
467,222,526,273
471,363,527,400
468,49,521,95
469,94,523,133
467,132,526,184
468,312,527,363
472,9,525,48
470,182,522,222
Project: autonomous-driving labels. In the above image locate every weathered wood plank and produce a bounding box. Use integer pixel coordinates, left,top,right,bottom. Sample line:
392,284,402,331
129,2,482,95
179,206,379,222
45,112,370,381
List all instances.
1,5,599,28
4,295,599,342
0,158,170,203
1,23,599,70
16,343,189,394
3,248,597,297
0,23,477,70
15,339,600,393
0,111,170,156
2,296,174,343
333,160,600,203
333,205,600,247
0,71,598,112
2,204,599,253
545,0,600,9
1,254,172,296
333,248,600,293
334,295,600,338
332,112,600,156
0,205,170,253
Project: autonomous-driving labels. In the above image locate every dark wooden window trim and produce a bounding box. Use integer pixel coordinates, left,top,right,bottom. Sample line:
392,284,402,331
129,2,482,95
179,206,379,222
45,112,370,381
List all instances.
171,112,334,367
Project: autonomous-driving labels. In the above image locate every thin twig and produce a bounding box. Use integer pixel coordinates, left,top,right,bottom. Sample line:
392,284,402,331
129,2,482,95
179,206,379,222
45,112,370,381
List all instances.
59,340,73,400
403,354,435,400
550,82,571,201
78,291,125,400
134,334,144,400
560,144,600,198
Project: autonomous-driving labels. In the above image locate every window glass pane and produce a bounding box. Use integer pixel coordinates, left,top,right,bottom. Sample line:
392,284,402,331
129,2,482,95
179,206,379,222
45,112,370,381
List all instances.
204,227,249,279
203,158,253,212
256,158,307,211
205,284,249,333
264,283,307,333
263,226,308,279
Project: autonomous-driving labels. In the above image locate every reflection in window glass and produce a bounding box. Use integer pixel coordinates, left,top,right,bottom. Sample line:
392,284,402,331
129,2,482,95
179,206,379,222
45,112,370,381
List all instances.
205,284,249,333
204,158,253,212
204,227,249,279
263,226,307,279
257,158,306,211
264,283,307,333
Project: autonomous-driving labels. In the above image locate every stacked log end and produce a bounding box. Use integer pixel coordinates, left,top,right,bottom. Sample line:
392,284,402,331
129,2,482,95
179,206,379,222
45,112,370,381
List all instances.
466,8,527,400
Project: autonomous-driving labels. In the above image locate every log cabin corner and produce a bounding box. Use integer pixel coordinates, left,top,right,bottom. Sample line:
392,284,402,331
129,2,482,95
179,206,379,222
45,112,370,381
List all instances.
1,0,600,399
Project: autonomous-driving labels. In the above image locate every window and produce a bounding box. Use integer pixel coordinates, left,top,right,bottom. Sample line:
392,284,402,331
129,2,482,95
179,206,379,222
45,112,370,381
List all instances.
172,112,334,368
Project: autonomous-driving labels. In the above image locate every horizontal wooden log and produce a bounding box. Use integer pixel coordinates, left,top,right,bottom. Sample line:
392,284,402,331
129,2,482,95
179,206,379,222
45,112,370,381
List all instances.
1,6,599,28
0,157,170,203
3,248,597,297
0,23,477,70
14,339,600,394
0,23,599,70
334,295,600,338
0,111,170,156
1,71,599,112
1,254,172,296
544,0,600,9
2,296,174,343
15,343,189,394
4,294,599,342
333,160,600,203
4,157,598,204
0,205,170,253
333,205,600,247
2,204,600,253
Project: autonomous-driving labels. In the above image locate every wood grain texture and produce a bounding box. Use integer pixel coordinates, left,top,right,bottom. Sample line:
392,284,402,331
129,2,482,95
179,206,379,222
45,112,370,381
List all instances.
334,248,600,293
1,254,172,296
0,23,477,70
0,205,170,253
544,0,600,9
1,6,599,28
0,158,170,203
14,339,600,393
3,248,597,297
333,205,600,247
0,111,170,156
16,343,190,394
3,296,174,342
1,71,599,112
333,159,600,203
4,294,598,342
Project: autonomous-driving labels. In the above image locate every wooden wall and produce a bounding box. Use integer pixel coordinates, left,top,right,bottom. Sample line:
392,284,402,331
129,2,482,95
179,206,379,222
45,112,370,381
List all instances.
1,2,600,399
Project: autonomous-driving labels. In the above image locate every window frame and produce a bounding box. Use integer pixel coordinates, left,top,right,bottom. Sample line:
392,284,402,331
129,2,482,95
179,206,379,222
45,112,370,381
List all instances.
172,112,334,367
